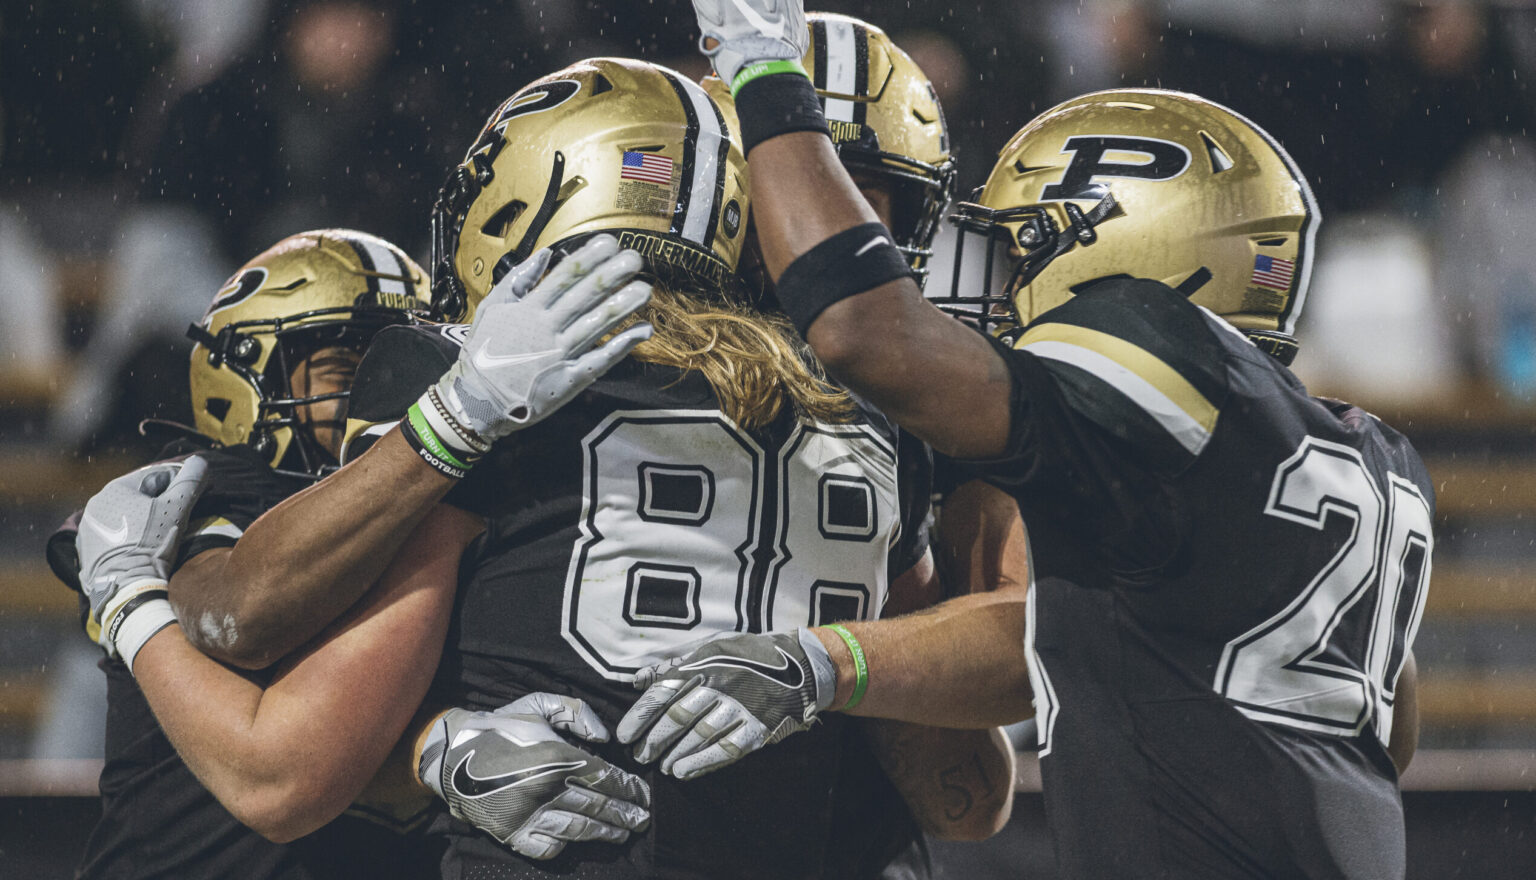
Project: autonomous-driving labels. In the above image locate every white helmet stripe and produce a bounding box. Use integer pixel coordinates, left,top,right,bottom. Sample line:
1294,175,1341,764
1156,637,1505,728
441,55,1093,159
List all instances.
349,234,411,299
821,17,858,123
663,69,724,247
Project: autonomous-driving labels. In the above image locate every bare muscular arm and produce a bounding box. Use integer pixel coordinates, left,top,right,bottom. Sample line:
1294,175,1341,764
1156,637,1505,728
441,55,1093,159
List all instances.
855,549,1015,840
135,503,480,842
864,719,1014,841
936,479,1031,596
813,479,1034,728
749,131,1013,460
169,429,456,669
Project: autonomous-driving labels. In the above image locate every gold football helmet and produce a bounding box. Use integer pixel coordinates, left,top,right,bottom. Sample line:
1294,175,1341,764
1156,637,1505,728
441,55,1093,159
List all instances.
431,57,751,321
946,88,1319,363
187,229,428,476
804,12,954,280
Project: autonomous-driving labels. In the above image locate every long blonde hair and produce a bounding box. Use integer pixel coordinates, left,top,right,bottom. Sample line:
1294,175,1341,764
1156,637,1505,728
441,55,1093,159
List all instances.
629,285,853,430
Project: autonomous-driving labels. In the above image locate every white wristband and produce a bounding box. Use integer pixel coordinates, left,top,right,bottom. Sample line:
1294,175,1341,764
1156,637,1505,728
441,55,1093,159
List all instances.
114,595,178,675
419,386,492,458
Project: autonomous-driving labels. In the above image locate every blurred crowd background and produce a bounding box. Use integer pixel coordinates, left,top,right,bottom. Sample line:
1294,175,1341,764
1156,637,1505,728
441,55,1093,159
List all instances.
2,0,1535,794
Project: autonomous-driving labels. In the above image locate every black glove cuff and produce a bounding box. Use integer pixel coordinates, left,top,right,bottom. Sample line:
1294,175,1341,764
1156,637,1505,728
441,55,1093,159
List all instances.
736,72,831,154
776,222,914,337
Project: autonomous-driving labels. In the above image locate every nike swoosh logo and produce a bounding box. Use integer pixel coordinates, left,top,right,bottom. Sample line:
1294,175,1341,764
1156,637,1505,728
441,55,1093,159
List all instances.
451,751,588,799
855,235,889,257
679,646,805,689
471,347,559,370
82,514,131,546
726,0,784,37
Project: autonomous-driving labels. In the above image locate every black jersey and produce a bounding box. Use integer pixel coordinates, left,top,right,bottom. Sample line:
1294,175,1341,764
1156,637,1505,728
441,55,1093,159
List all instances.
354,324,932,879
966,279,1433,880
46,440,440,880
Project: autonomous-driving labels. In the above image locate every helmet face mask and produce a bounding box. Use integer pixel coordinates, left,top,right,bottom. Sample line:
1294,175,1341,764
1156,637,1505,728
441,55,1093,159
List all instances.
803,13,955,284
432,59,751,323
945,192,1122,342
938,89,1318,363
188,230,429,478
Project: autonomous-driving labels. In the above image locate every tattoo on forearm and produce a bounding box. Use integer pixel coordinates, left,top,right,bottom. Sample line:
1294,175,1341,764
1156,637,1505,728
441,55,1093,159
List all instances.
938,751,996,822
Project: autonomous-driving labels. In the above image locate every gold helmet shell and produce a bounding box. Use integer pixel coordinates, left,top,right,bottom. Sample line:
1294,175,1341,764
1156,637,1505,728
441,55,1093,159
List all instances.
802,12,954,280
949,88,1319,363
187,229,428,475
431,57,751,322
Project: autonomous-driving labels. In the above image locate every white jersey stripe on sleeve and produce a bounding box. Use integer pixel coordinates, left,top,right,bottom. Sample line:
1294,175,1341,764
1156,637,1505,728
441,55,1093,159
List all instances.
1021,339,1214,456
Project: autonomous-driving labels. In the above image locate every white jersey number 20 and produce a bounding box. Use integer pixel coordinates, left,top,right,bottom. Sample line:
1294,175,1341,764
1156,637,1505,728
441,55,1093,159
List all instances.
1217,436,1433,744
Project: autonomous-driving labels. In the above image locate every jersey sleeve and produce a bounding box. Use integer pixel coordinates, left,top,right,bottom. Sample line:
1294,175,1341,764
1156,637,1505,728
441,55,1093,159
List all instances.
888,428,934,579
958,278,1233,538
168,444,308,568
347,321,502,515
349,322,466,423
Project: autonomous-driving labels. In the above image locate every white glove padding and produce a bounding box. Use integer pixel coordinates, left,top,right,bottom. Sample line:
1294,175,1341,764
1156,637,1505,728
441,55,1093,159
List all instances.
432,234,653,445
692,0,810,86
616,629,835,780
77,456,210,663
418,693,652,860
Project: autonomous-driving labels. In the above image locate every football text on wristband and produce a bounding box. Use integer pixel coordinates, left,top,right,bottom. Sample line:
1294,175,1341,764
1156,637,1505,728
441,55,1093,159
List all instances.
731,66,829,154
776,222,914,337
823,624,869,711
110,588,178,675
401,397,484,480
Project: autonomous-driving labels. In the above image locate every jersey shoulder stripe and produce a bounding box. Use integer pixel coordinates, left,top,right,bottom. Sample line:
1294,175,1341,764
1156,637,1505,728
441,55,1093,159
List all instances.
1017,322,1218,455
1015,277,1231,469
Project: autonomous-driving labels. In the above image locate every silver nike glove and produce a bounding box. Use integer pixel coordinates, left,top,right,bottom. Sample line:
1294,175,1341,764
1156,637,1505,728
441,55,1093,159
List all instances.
426,235,653,450
77,456,210,668
691,0,810,86
418,693,652,860
616,629,835,780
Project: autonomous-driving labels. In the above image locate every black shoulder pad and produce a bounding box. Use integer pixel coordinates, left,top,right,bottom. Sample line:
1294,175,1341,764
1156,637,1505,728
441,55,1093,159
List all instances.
46,510,83,593
351,323,468,422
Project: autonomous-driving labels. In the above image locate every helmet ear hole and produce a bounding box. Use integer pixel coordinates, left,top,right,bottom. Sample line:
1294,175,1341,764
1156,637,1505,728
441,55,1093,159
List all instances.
480,201,527,239
205,398,232,421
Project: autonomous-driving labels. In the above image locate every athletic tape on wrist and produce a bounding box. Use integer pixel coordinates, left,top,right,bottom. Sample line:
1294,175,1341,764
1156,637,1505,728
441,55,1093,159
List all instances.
776,222,914,337
824,624,869,711
401,402,476,480
114,590,177,675
733,69,829,154
421,386,492,457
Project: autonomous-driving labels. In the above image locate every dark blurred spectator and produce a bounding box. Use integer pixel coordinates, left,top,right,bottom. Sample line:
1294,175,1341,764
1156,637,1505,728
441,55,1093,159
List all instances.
51,0,441,453
0,1,169,400
0,0,166,194
140,0,438,259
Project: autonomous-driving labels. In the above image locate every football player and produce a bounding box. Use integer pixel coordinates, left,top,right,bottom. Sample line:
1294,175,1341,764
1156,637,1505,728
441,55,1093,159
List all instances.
749,15,1028,877
618,2,1432,878
394,56,1010,877
48,231,455,878
55,229,656,875
94,55,1010,877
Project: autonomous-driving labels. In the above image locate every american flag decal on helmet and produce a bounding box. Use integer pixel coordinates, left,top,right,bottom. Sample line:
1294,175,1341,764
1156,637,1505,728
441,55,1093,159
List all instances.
620,151,675,185
1250,255,1295,291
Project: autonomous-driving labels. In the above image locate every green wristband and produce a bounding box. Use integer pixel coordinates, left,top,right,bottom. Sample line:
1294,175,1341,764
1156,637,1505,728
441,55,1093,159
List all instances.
730,59,810,98
406,401,474,474
825,624,869,711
